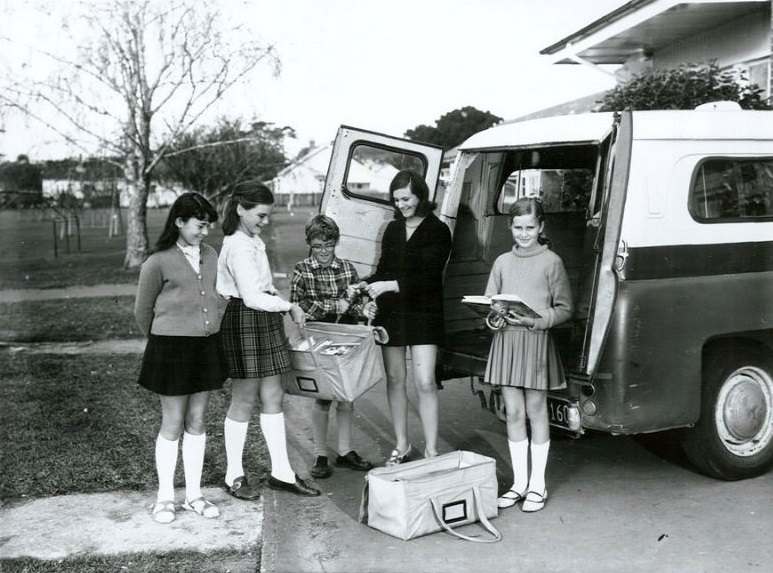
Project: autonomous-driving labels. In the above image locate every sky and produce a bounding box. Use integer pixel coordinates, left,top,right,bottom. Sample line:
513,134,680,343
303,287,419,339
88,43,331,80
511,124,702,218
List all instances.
0,0,627,160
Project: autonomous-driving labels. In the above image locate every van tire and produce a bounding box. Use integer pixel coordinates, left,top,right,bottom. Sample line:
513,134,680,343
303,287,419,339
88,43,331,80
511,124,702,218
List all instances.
680,349,773,481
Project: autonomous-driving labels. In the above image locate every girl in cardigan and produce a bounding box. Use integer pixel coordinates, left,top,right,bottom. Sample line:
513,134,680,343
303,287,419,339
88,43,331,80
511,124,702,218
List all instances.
135,192,225,524
217,181,320,500
484,197,573,513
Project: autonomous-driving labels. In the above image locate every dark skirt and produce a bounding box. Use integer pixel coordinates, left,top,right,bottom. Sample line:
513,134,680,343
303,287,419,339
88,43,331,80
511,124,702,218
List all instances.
220,298,291,378
375,310,444,347
137,334,226,396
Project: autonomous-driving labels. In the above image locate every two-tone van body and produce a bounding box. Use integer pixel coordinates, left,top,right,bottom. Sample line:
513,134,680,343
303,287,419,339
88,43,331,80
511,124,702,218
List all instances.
320,108,773,480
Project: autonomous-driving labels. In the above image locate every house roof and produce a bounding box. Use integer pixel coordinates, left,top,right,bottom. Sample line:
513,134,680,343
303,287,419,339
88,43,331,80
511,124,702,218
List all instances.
541,0,769,65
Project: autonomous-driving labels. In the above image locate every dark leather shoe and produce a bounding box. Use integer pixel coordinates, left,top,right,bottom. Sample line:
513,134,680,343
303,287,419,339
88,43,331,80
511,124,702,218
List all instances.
267,475,321,497
223,475,260,500
311,456,332,479
335,450,375,472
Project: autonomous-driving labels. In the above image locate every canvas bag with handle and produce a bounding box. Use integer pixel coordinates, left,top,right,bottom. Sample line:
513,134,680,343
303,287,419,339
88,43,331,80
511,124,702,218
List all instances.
286,321,386,402
359,450,502,542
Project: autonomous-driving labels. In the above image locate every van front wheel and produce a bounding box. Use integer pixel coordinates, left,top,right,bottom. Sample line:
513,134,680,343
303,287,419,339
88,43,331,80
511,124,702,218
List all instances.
681,350,773,480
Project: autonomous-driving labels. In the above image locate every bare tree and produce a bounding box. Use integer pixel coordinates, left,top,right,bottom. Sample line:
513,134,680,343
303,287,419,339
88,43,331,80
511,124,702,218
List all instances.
1,0,279,267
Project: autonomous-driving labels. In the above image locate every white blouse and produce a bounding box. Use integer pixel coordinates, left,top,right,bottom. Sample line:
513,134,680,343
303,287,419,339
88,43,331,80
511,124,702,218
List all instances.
217,231,292,313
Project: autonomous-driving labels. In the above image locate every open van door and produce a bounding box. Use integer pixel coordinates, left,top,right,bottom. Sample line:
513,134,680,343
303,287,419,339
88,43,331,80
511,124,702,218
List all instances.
577,110,633,378
320,126,444,277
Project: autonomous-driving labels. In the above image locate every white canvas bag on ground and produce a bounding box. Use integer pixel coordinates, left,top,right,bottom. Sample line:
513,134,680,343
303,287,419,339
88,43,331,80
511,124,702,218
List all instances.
360,450,502,542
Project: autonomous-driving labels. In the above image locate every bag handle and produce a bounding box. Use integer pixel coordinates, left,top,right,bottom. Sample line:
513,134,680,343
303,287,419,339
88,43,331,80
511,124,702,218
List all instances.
430,485,502,543
299,327,320,369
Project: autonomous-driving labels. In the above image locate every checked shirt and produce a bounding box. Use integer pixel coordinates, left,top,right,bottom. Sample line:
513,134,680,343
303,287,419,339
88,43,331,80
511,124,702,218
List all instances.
291,256,364,322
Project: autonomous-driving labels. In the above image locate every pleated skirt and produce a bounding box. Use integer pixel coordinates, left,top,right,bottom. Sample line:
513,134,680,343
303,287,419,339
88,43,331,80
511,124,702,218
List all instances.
137,334,226,396
483,327,566,390
220,298,291,379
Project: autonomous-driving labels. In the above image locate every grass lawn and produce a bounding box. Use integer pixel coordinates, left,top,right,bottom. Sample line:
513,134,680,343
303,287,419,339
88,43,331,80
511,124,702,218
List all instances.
0,207,316,290
1,548,258,573
0,296,140,342
0,352,270,500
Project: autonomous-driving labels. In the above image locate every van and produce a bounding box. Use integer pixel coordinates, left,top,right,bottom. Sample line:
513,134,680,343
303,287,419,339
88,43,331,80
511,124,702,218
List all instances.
319,108,773,480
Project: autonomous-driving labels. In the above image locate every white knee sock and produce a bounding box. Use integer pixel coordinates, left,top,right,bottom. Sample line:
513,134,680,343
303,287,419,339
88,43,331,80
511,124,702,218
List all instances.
182,431,206,502
336,401,354,456
224,417,248,486
311,401,330,458
508,438,529,493
528,440,550,494
260,412,296,482
155,434,179,502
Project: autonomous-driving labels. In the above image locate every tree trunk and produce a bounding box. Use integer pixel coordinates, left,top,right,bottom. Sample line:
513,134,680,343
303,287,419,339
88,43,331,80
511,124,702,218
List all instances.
123,157,150,269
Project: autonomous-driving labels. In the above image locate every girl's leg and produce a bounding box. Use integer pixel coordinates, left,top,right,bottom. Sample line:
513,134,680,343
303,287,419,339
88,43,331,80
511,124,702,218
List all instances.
524,389,550,510
259,375,295,482
311,399,332,458
157,395,187,503
224,378,260,486
335,400,354,456
182,391,210,503
409,345,439,457
500,387,529,499
382,346,410,455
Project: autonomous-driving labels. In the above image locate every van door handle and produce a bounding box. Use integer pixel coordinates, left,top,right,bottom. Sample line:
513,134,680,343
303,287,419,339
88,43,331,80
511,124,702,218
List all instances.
615,240,629,273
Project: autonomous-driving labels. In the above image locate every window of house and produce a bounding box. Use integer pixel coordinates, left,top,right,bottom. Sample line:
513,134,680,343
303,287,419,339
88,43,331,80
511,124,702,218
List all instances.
689,158,773,221
343,143,427,204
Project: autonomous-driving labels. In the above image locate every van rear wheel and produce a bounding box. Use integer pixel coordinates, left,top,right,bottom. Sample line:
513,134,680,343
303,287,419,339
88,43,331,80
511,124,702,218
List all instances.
681,350,773,480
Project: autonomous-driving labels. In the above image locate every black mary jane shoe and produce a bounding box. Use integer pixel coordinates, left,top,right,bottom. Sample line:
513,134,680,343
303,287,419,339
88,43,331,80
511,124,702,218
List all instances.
335,450,375,472
223,475,261,501
267,475,321,497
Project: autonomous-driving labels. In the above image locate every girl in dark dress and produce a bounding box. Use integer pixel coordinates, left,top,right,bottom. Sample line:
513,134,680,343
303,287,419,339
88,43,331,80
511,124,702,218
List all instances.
365,170,452,465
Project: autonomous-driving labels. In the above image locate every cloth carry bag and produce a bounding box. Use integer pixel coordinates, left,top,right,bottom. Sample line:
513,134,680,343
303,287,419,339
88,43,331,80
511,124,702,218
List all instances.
360,450,502,542
286,321,386,402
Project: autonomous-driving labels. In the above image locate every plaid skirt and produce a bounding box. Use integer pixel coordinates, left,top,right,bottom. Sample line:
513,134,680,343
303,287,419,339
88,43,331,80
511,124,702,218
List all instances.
137,334,226,396
483,327,566,391
220,298,291,378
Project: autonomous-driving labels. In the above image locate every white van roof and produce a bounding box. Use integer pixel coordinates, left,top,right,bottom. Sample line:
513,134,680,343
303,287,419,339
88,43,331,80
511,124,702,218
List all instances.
459,109,773,151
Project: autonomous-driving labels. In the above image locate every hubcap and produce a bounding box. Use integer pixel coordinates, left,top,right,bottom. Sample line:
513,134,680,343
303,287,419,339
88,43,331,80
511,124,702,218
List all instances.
716,366,773,457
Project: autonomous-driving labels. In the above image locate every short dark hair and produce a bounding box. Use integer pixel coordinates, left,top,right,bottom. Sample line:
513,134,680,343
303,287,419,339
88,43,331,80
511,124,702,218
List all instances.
152,192,217,253
389,169,436,218
221,181,274,235
305,214,340,244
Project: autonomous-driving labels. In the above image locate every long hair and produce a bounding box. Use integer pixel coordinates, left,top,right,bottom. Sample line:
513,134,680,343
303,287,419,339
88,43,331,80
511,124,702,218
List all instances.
152,192,218,253
389,169,436,218
508,197,550,246
221,181,274,236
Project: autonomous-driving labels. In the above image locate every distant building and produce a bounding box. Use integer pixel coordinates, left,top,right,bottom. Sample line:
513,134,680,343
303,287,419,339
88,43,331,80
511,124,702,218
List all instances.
41,178,185,208
268,144,331,208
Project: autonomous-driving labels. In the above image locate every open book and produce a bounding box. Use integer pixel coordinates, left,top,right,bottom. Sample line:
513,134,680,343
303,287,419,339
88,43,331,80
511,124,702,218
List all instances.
461,294,542,320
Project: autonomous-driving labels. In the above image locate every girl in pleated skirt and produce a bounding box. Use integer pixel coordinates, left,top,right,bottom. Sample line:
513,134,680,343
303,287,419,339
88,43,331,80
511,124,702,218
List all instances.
483,197,574,513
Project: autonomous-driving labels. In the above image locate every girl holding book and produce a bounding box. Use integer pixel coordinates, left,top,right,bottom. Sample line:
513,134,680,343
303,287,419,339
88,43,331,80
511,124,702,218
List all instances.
484,197,573,512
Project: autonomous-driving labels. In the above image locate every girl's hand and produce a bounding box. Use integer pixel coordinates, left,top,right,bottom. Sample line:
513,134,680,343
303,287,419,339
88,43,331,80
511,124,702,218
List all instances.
366,280,397,299
289,304,306,328
362,301,378,321
508,312,535,328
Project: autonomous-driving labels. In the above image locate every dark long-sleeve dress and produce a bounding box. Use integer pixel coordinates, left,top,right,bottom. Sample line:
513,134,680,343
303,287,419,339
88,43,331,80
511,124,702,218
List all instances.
367,213,452,346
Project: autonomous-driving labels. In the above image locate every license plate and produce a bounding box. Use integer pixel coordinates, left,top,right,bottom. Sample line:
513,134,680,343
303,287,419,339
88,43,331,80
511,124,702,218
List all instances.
548,395,577,431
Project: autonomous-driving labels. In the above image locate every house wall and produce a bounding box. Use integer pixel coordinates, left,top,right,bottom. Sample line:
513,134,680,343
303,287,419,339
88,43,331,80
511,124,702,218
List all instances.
654,11,769,70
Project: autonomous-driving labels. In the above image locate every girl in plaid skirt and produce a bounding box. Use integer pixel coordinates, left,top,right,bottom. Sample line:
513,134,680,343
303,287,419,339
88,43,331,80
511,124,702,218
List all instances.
217,182,320,499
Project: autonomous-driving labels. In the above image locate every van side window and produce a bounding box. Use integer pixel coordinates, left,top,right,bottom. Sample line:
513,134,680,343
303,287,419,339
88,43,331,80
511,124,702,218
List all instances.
343,143,427,204
690,158,773,221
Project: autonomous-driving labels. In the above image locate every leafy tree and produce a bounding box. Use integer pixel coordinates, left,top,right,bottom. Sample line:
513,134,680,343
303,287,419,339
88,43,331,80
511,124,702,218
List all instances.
0,155,42,191
161,119,293,201
405,106,502,149
1,0,280,268
597,61,771,111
